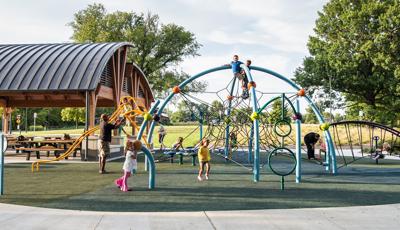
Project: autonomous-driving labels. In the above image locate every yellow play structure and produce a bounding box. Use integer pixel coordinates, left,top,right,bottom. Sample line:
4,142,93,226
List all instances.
31,96,150,172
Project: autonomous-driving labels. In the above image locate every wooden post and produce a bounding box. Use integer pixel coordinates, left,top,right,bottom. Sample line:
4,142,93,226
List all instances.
89,92,97,129
2,107,12,134
85,91,90,161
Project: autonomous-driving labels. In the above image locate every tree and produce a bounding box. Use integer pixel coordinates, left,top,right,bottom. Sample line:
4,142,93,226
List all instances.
69,4,205,97
267,100,292,124
303,106,319,124
208,100,224,122
345,102,400,126
294,0,400,124
170,101,192,123
61,108,86,129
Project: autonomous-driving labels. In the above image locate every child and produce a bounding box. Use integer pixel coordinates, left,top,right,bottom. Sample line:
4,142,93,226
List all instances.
240,60,251,99
317,138,326,160
230,55,244,78
197,139,211,181
158,124,167,150
382,142,391,154
121,97,133,125
228,132,237,159
115,140,142,192
173,137,184,152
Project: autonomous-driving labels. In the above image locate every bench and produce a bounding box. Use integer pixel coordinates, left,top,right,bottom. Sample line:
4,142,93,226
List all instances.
16,146,66,160
164,148,198,166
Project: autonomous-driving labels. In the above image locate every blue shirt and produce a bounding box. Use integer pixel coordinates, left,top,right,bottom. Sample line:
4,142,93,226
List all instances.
231,60,243,73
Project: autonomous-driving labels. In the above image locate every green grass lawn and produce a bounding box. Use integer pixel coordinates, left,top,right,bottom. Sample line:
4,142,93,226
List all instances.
1,156,400,212
13,124,400,150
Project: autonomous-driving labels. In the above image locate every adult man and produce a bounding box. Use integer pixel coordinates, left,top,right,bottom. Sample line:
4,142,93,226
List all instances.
304,132,320,160
98,114,123,174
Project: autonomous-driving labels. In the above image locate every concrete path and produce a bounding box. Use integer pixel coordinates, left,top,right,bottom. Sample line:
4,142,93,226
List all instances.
0,203,399,230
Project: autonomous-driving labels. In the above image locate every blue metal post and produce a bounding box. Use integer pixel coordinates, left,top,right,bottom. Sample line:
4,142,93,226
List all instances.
141,146,156,189
137,100,160,172
199,122,203,141
248,124,253,164
295,98,302,183
0,133,4,195
281,93,285,147
137,100,160,140
241,64,260,182
199,110,203,141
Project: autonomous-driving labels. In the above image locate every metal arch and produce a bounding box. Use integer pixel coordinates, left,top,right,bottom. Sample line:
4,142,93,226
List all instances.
141,146,156,189
257,95,298,114
249,66,337,174
142,64,337,183
330,120,400,137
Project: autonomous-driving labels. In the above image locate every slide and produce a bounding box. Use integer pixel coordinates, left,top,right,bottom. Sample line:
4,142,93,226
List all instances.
32,96,149,172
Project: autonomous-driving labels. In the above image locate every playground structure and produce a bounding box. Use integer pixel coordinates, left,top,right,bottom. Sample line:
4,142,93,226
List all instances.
0,57,397,193
329,120,400,167
138,64,337,183
31,96,152,172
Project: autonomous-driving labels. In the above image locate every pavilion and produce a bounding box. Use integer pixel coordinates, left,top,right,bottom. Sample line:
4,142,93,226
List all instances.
0,42,154,159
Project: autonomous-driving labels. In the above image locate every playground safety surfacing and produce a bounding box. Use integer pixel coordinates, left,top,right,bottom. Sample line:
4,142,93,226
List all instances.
1,156,400,212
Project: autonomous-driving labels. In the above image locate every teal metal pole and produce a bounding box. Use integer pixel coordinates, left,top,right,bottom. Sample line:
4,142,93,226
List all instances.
141,146,155,189
295,98,302,183
241,64,260,182
137,100,160,140
137,100,160,172
199,121,203,141
0,133,4,195
281,94,285,147
248,124,253,164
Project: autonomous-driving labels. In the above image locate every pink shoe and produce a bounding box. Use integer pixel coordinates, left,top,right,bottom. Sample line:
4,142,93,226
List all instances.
115,178,123,188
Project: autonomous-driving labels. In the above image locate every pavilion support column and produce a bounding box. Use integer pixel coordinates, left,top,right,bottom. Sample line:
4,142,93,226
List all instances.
88,92,97,129
2,107,11,134
84,91,90,161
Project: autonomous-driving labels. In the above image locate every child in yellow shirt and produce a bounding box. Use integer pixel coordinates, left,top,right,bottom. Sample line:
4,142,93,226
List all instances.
197,139,211,181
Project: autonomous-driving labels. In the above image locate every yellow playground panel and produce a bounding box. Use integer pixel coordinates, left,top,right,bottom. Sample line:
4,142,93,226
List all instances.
31,96,150,172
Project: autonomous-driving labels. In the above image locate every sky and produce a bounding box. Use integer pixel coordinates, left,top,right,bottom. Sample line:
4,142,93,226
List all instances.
0,0,329,112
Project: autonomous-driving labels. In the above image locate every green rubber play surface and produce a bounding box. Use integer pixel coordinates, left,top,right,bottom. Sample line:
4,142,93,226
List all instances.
1,157,400,212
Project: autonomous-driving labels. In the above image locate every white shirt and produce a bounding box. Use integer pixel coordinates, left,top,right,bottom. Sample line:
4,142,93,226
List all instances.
123,150,137,172
158,125,166,135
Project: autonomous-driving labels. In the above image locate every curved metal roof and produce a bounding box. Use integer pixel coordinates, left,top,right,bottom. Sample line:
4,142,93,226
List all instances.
0,42,132,91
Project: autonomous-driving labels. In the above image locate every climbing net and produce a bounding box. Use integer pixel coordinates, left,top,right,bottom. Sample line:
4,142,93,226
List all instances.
157,70,313,170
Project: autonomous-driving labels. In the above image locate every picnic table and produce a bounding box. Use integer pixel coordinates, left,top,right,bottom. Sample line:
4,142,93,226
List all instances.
16,139,79,160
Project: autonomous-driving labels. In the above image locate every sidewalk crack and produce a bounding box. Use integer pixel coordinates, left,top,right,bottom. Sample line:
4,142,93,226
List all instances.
93,214,104,230
204,211,217,230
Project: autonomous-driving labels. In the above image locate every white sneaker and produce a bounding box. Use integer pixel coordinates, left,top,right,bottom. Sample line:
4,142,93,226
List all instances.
205,175,209,180
197,176,203,181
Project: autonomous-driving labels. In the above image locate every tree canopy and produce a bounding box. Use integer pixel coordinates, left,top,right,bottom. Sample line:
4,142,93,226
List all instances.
69,3,206,97
61,108,86,129
294,0,400,125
